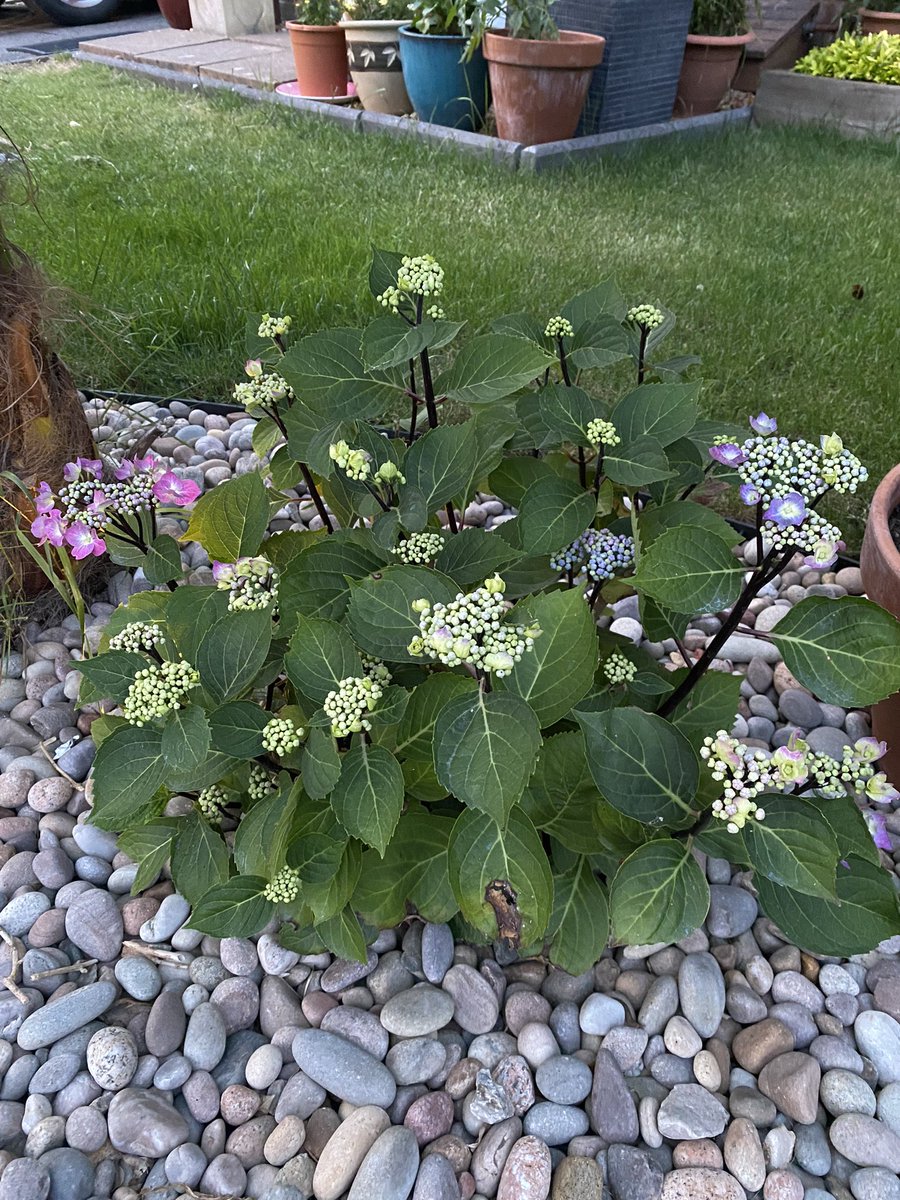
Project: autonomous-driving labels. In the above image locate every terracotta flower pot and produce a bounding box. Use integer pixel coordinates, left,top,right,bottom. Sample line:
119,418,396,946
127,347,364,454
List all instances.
286,22,348,99
483,29,606,146
860,464,900,784
158,0,192,29
343,19,411,114
674,31,754,118
859,7,900,33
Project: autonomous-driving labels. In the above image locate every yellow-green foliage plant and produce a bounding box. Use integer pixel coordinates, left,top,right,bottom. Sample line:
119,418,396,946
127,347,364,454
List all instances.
795,31,900,84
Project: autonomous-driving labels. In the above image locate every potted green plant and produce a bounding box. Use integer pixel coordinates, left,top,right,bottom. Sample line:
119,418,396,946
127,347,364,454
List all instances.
286,0,348,99
857,2,900,34
482,0,607,144
341,0,412,114
674,0,756,117
398,0,492,130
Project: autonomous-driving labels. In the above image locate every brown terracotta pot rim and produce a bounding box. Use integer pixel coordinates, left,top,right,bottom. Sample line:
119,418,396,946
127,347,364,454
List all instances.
685,31,755,46
858,6,900,15
483,28,606,69
286,20,343,31
866,463,900,574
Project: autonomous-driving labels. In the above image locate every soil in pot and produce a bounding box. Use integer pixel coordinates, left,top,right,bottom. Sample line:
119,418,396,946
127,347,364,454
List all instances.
483,29,606,145
859,7,900,33
286,22,349,99
344,20,411,114
398,26,490,131
674,31,754,117
860,465,900,784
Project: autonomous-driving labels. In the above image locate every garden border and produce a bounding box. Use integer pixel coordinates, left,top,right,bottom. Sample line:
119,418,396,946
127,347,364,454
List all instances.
72,49,751,172
754,69,900,139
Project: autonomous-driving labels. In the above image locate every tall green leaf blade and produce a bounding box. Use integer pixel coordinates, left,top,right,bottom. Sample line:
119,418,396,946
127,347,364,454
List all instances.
302,727,343,799
345,566,457,663
395,673,477,762
354,808,457,927
634,526,743,615
190,877,275,938
330,742,404,855
610,839,710,945
575,707,698,825
518,475,596,557
612,382,700,447
448,808,553,947
185,473,270,561
769,597,900,707
743,798,838,899
604,435,673,488
196,609,272,706
548,858,610,974
285,615,362,705
498,587,597,726
170,812,230,905
756,857,900,956
401,423,477,514
436,335,554,406
161,705,211,776
91,725,168,830
434,690,541,824
520,731,598,852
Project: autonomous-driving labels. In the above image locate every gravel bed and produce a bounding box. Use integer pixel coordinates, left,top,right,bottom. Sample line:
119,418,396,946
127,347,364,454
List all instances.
0,397,893,1200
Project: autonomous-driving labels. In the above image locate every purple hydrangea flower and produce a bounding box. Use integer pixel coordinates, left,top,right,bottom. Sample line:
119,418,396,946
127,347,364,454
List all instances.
802,538,841,570
865,810,892,853
34,482,55,514
31,510,66,548
152,472,201,507
763,491,807,528
708,442,747,468
739,483,761,506
750,412,778,436
63,457,102,483
866,773,900,805
65,522,106,560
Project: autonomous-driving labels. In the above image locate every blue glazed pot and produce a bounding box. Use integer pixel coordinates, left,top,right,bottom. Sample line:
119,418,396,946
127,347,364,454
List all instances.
398,26,490,131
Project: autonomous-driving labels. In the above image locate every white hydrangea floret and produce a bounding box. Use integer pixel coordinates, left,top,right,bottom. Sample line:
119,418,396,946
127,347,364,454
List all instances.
108,621,165,653
323,676,383,738
360,653,391,687
627,304,665,331
122,659,199,726
586,419,621,448
545,316,574,340
392,531,444,565
233,373,293,412
409,575,541,679
258,313,292,339
262,716,304,757
264,866,300,904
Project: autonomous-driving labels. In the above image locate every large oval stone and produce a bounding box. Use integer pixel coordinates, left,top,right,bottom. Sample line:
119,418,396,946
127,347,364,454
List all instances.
293,1029,396,1108
107,1088,190,1158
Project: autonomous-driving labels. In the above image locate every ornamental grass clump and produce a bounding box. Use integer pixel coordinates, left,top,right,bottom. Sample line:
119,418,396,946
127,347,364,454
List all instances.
32,249,900,968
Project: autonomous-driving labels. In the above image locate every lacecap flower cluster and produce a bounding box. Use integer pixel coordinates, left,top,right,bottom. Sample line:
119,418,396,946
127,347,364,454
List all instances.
212,557,279,613
710,415,867,567
586,419,620,449
550,528,636,583
627,304,665,331
31,455,199,560
264,867,300,904
392,531,445,566
324,676,384,738
604,652,636,685
234,362,293,412
409,575,541,678
257,314,292,340
702,731,898,834
122,659,200,726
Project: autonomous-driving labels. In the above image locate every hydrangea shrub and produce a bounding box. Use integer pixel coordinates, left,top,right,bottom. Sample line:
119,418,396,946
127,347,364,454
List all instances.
37,250,900,968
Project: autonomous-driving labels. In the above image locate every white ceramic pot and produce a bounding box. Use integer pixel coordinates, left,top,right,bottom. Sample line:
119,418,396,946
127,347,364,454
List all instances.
342,19,411,114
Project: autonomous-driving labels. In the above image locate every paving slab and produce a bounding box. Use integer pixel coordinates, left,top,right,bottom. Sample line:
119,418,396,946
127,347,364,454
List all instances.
132,39,249,70
78,28,216,60
199,47,295,86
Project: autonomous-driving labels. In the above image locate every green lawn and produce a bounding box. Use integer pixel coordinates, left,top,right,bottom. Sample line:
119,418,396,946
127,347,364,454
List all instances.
2,58,898,542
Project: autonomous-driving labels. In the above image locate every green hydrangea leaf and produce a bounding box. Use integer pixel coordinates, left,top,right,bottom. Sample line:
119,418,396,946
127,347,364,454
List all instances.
185,473,270,562
78,651,147,705
517,475,597,558
434,528,522,589
355,808,457,928
435,334,554,406
561,280,627,327
117,821,177,894
143,535,183,586
280,328,401,420
170,812,230,905
548,857,610,975
208,701,269,760
634,525,744,615
330,742,404,855
280,530,390,626
345,565,456,664
743,797,839,899
603,435,673,488
301,727,343,799
234,783,299,877
610,838,710,945
196,609,272,706
315,905,368,964
400,423,478,515
520,731,598,853
161,704,211,777
611,382,700,447
91,724,168,830
669,670,743,752
285,615,363,706
190,876,275,939
448,807,553,947
768,597,900,708
434,690,541,825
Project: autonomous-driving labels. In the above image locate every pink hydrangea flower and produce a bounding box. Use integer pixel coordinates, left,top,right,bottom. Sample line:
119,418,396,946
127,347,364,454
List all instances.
65,522,106,560
31,509,66,548
34,482,56,514
152,472,201,506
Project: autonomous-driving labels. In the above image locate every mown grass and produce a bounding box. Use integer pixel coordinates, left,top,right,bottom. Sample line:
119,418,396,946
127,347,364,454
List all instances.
2,58,898,541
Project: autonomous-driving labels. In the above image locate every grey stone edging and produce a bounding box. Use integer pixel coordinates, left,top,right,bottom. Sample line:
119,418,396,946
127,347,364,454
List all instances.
72,49,749,170
754,70,900,140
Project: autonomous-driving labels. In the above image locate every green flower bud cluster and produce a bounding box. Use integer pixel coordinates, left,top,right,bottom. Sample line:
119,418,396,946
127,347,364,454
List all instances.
361,653,391,687
323,676,383,738
264,866,301,904
544,316,574,339
329,441,371,482
214,556,279,613
248,763,278,801
763,511,842,556
426,305,445,320
197,784,228,822
604,652,636,685
377,286,402,312
233,373,293,411
372,461,406,488
586,419,621,448
397,254,444,298
258,313,292,339
122,659,200,726
627,304,664,331
262,716,304,756
392,531,444,565
409,575,541,679
108,621,165,653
